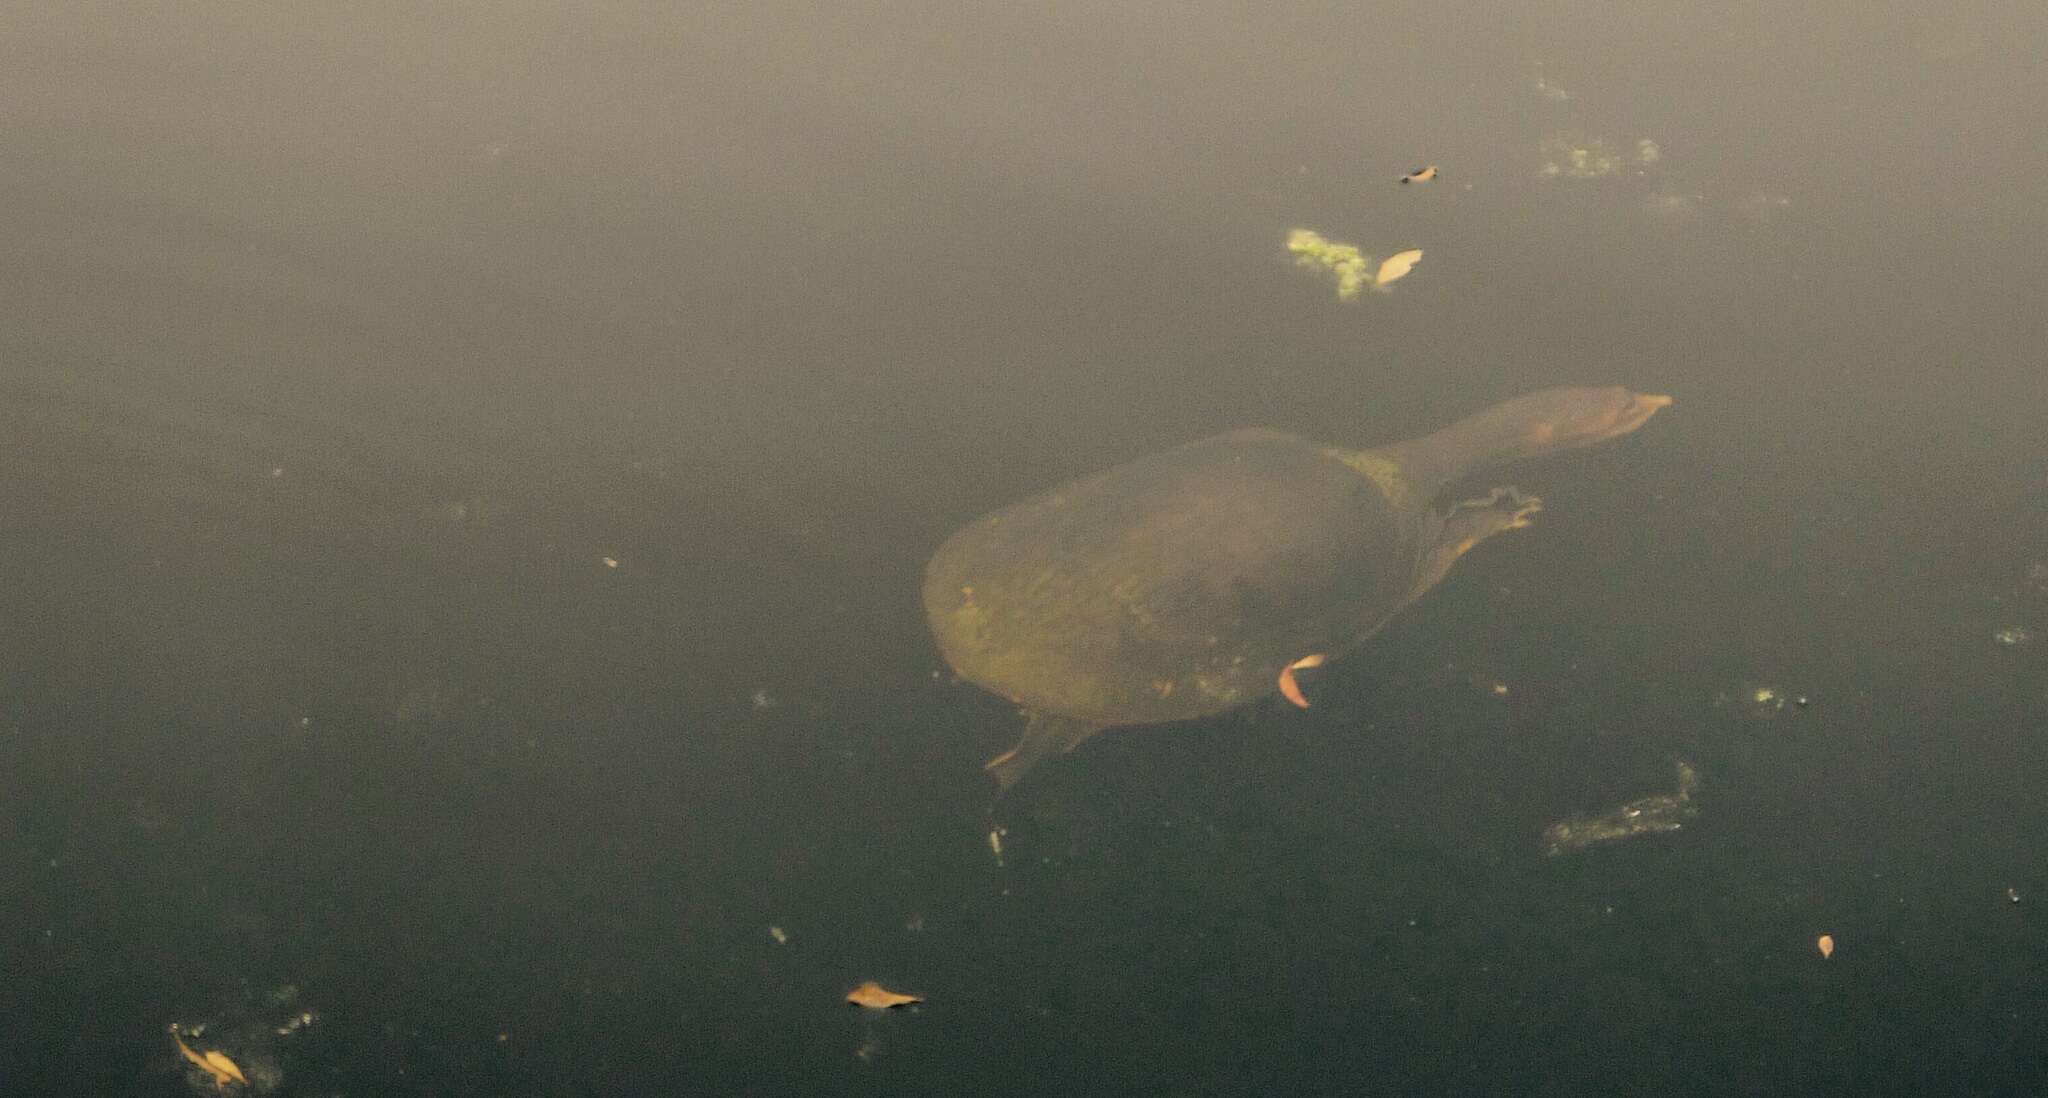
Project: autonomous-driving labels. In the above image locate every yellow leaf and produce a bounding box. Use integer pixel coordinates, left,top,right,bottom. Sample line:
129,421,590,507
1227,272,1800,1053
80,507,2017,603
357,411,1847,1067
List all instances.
170,1029,249,1087
1374,249,1424,289
203,1050,249,1086
845,981,923,1009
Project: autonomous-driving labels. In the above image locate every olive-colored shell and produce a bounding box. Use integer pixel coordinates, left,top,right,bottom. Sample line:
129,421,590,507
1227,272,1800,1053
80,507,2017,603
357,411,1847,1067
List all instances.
922,429,1418,726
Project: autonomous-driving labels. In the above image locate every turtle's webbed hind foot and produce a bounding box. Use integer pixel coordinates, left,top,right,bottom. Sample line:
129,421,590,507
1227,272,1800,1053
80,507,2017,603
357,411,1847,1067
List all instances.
985,713,1103,794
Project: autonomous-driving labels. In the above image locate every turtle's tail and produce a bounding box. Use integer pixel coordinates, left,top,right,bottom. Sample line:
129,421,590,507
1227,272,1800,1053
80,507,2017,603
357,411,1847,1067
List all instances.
985,713,1102,793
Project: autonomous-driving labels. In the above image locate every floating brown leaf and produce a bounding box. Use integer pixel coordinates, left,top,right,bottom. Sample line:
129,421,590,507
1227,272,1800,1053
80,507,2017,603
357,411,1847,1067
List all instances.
846,981,922,1009
1817,934,1834,959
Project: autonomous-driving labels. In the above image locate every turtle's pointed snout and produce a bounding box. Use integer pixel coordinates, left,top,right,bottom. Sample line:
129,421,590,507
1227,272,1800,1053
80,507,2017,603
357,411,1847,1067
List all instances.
1611,391,1672,435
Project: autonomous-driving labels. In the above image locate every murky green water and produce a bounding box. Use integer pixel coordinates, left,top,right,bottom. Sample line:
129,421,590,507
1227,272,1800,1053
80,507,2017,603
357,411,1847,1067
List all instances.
5,3,2047,1093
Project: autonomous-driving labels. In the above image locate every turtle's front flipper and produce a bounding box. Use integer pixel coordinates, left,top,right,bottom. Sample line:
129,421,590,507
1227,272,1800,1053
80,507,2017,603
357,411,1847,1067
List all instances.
1412,486,1542,597
985,712,1103,793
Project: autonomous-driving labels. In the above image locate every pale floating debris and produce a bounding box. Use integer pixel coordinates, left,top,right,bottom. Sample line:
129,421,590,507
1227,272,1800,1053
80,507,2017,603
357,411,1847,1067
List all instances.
1644,191,1701,219
1539,133,1623,178
1543,761,1699,856
1994,625,2033,647
845,981,922,1009
1741,192,1796,220
987,826,1006,867
601,556,619,569
1464,671,1509,697
1715,682,1795,720
768,925,788,945
269,467,285,478
1399,165,1438,184
1286,228,1372,300
434,496,493,524
1539,131,1660,180
1277,652,1327,708
2009,887,2022,903
1372,249,1423,290
2026,563,2048,596
750,688,778,710
1816,934,1835,959
1744,192,1794,219
1533,76,1572,102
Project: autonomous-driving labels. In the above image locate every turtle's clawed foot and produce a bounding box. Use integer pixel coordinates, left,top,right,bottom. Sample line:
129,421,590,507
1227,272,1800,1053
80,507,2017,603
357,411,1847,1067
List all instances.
1452,486,1542,533
1416,488,1548,595
1503,488,1543,530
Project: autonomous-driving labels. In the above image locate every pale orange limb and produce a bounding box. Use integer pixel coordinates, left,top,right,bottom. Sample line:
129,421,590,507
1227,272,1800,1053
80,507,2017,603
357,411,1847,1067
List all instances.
1278,653,1327,708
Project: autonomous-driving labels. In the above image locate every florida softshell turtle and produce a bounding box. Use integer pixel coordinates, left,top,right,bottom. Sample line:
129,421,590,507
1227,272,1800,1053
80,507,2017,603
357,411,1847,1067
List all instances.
923,386,1671,790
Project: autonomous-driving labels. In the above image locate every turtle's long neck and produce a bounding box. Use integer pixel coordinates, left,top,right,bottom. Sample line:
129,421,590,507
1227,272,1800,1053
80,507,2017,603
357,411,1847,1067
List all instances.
1368,402,1546,503
1350,387,1672,505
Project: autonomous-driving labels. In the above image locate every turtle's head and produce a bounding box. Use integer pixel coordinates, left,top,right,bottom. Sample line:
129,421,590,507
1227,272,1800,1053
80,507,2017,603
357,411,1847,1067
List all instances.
1504,387,1672,458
